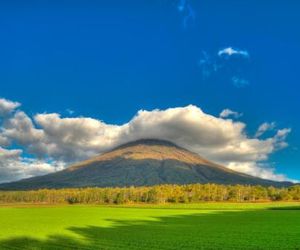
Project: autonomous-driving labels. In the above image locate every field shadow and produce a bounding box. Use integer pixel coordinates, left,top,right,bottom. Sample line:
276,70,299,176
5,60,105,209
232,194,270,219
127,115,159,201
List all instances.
267,205,300,210
1,206,300,250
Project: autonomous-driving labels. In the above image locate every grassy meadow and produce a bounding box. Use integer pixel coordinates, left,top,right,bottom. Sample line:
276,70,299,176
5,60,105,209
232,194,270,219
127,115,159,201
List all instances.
1,203,300,249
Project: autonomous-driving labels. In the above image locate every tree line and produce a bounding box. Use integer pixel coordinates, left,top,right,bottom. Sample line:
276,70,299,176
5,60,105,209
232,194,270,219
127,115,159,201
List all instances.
0,184,300,204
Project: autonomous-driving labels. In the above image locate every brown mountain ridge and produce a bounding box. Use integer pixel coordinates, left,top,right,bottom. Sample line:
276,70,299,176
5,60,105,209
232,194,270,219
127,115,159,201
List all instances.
0,139,292,190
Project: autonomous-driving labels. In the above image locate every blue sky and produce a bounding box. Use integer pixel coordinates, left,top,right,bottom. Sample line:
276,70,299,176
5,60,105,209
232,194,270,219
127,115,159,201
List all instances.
0,0,299,182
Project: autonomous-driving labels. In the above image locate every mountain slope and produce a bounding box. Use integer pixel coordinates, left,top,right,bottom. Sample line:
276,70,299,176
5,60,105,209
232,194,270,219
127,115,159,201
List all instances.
0,139,291,190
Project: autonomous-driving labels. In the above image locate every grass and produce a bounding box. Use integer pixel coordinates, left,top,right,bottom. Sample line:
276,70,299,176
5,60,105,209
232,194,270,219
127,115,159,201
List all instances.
0,203,300,249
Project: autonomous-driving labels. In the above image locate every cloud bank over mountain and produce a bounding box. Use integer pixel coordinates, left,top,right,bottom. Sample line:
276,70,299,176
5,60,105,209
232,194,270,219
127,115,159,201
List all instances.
0,98,294,183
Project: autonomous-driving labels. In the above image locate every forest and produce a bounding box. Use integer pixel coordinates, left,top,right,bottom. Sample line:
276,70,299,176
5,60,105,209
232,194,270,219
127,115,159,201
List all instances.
1,184,300,204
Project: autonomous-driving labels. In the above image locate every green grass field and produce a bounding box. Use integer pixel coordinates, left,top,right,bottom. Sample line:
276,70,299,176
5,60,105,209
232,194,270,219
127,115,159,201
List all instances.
1,203,300,249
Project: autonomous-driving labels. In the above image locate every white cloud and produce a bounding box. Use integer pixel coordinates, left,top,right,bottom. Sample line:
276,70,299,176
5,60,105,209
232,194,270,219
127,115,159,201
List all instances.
0,146,65,183
255,122,276,138
218,47,249,58
220,109,242,119
273,128,291,150
0,99,295,183
227,162,295,183
0,134,10,147
3,111,44,146
0,98,20,116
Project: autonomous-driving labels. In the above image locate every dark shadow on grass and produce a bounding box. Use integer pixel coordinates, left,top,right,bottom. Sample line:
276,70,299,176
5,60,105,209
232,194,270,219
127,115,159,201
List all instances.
1,206,300,250
267,205,300,210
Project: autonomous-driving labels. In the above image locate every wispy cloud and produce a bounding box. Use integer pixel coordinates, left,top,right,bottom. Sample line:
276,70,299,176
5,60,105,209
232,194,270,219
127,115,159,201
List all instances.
218,47,249,58
66,109,75,115
198,48,251,88
255,122,276,138
177,0,186,12
231,76,250,88
176,0,196,29
198,51,221,79
220,109,242,119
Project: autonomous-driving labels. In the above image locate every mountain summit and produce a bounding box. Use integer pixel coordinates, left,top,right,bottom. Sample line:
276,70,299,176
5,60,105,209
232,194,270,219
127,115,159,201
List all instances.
0,139,291,190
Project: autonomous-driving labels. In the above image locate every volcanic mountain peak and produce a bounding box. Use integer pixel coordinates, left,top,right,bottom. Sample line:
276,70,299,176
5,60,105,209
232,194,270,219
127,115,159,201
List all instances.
0,139,292,190
115,139,180,148
69,138,217,171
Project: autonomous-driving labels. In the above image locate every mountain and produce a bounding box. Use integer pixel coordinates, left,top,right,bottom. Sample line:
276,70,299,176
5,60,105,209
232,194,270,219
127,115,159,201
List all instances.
0,139,292,190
